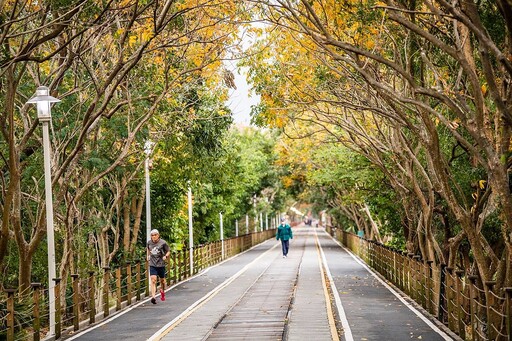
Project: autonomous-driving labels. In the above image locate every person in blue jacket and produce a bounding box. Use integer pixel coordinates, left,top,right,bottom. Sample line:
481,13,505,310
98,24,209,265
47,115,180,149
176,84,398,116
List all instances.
276,217,293,258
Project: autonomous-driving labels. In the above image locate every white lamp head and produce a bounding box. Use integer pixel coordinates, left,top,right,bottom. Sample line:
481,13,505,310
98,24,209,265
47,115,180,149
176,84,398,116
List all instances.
27,86,60,121
144,140,153,156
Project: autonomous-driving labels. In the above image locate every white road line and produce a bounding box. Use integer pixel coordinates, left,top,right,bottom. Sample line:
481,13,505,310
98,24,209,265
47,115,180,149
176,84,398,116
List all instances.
325,231,453,341
147,242,279,341
315,229,354,341
66,240,274,341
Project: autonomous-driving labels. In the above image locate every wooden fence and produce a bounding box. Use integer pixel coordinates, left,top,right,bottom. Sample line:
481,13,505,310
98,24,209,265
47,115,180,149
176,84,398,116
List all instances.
327,226,512,341
0,229,276,341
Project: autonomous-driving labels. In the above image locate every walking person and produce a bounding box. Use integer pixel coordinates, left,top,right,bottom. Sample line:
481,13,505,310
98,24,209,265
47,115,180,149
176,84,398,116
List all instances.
147,229,171,304
276,217,293,258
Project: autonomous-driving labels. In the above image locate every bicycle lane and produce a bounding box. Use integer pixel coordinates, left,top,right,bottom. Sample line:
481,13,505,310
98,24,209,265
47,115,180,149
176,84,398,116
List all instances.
316,229,458,341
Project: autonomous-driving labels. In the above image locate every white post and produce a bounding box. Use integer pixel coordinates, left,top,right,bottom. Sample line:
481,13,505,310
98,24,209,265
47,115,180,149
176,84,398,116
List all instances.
27,86,59,338
235,219,239,237
253,195,257,233
259,212,263,231
265,213,268,230
145,155,151,241
245,214,249,234
42,121,56,336
188,185,193,274
220,212,224,259
144,141,152,290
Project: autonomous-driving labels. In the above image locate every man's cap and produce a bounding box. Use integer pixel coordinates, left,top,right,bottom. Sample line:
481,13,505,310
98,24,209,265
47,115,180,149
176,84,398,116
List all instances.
280,217,285,222
150,229,159,235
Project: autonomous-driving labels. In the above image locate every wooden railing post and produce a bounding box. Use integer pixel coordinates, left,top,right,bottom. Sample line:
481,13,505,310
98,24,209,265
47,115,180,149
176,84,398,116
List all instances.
455,270,465,339
102,267,110,318
173,251,178,284
505,287,512,341
445,268,454,330
178,250,182,281
182,248,186,278
176,251,181,282
54,278,62,339
438,264,447,323
145,259,149,297
397,252,404,291
31,283,41,341
135,261,141,301
426,261,434,314
71,274,80,331
468,275,478,341
208,243,213,267
203,243,207,268
406,253,414,296
115,267,122,311
126,262,132,306
167,254,172,284
88,271,96,324
391,251,397,284
194,247,198,274
186,247,190,276
413,255,421,303
484,281,496,341
6,289,16,341
420,259,428,308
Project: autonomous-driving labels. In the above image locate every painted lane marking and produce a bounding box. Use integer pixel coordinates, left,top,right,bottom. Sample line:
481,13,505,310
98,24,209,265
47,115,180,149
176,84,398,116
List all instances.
314,231,341,340
315,229,354,341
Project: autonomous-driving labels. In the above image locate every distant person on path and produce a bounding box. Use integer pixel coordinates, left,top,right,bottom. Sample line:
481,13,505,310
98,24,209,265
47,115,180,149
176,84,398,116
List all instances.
276,217,293,258
147,229,170,304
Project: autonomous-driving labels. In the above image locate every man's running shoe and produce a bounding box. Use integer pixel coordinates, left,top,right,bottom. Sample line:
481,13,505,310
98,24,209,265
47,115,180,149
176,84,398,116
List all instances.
160,289,165,301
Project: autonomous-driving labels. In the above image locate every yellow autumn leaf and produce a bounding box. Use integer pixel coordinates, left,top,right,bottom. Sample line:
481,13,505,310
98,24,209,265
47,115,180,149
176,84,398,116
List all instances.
129,35,137,47
365,40,376,49
481,84,487,95
478,180,486,189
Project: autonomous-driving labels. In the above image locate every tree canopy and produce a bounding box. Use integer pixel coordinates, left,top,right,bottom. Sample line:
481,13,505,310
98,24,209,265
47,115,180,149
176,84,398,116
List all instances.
242,0,512,289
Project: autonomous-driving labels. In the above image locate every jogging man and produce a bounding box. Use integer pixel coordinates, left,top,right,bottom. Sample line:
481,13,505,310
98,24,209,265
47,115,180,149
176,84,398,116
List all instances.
147,229,170,304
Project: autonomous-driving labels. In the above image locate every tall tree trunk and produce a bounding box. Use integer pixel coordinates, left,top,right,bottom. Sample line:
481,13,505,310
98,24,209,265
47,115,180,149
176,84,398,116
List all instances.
0,66,20,267
18,246,33,293
129,196,144,256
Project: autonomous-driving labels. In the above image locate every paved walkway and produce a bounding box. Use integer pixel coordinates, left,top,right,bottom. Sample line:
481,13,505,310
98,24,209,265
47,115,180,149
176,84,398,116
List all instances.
67,227,457,341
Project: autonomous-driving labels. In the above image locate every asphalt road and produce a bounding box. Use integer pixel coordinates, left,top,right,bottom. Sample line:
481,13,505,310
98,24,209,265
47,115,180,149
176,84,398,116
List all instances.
66,227,456,341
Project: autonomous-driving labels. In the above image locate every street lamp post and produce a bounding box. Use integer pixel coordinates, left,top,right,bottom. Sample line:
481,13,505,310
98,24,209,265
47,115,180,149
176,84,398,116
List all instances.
219,212,224,259
144,140,153,289
253,195,257,233
27,86,60,337
144,141,153,242
188,183,193,275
